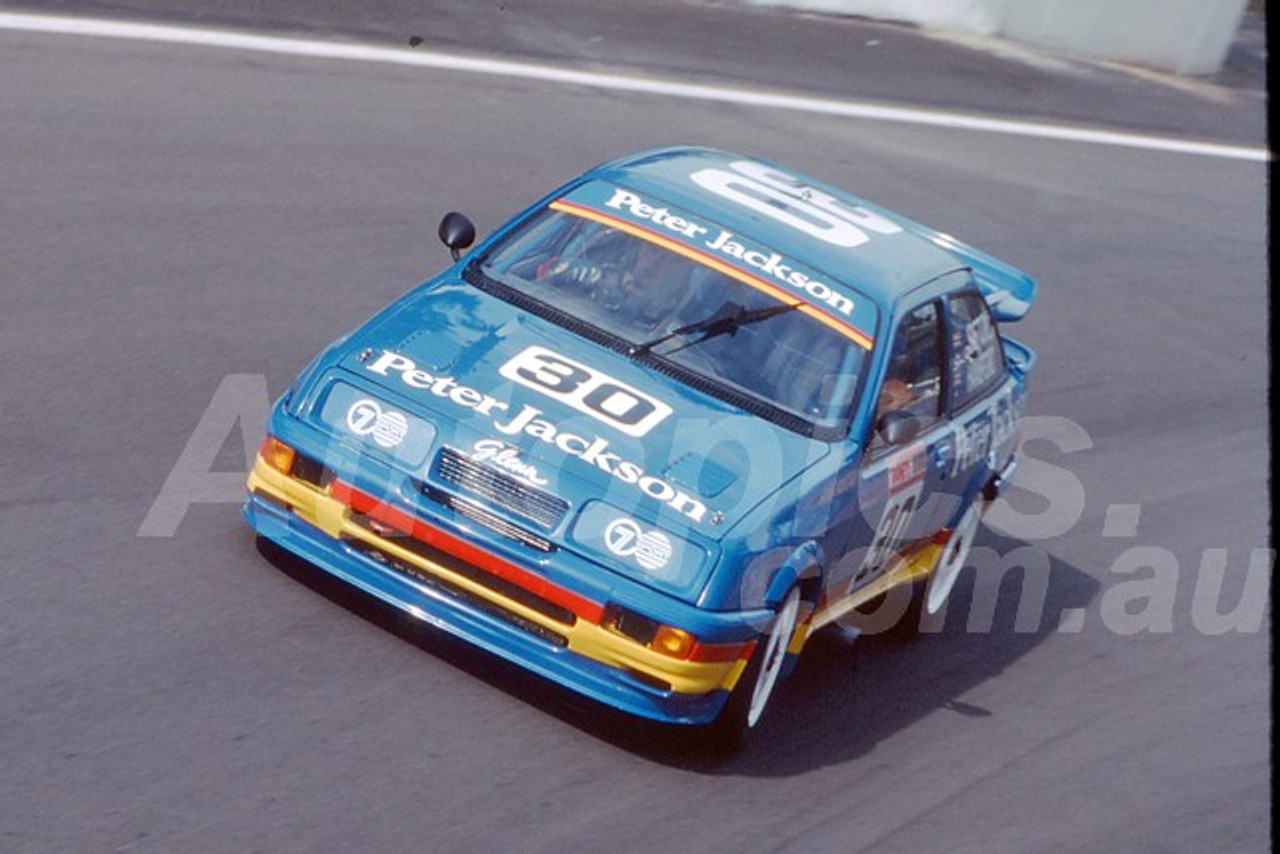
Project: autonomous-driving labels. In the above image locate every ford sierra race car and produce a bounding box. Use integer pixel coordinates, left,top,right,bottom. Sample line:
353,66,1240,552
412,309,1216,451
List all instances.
244,146,1037,740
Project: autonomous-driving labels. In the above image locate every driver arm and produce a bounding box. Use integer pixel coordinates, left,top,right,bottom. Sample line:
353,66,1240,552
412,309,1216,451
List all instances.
875,377,915,422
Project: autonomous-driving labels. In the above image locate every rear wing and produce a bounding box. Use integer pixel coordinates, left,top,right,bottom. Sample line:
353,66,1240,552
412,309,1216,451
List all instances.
928,229,1038,322
877,209,1038,322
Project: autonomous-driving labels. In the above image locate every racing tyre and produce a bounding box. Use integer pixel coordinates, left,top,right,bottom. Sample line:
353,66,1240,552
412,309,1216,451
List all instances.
923,500,983,617
712,586,803,747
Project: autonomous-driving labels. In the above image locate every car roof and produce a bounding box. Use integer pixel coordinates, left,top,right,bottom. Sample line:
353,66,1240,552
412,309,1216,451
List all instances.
584,146,966,318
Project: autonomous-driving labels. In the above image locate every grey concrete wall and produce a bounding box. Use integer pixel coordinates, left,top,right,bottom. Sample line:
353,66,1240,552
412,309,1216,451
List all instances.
742,0,1250,74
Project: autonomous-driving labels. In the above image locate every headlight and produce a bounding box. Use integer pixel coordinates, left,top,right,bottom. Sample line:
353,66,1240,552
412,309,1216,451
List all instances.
569,500,706,591
312,381,437,468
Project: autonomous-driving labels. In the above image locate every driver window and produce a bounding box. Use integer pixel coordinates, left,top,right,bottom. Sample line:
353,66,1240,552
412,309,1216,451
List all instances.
946,289,1005,410
875,301,943,424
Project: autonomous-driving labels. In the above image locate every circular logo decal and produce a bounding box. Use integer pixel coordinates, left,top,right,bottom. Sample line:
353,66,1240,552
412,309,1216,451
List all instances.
604,517,673,571
345,398,409,449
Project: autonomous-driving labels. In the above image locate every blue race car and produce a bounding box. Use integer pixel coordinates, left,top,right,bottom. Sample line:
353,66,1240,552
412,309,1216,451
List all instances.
244,147,1036,739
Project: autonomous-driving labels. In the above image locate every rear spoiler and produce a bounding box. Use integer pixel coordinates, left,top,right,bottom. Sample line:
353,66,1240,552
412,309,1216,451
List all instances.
883,212,1038,322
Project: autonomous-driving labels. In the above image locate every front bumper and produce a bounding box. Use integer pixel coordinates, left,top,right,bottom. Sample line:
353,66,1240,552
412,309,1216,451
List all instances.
244,457,753,725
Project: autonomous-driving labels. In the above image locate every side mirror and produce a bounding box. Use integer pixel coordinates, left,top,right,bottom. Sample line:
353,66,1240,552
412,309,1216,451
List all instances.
876,409,920,446
438,212,476,260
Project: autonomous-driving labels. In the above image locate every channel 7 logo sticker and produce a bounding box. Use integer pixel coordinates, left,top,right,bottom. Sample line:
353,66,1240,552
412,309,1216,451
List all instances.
346,398,409,449
317,382,436,467
605,517,674,571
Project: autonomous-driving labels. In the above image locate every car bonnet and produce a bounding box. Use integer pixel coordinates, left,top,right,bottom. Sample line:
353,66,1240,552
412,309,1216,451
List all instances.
313,281,836,560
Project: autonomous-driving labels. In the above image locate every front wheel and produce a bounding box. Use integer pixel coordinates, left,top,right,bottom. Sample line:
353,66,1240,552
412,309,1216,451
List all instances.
712,587,803,745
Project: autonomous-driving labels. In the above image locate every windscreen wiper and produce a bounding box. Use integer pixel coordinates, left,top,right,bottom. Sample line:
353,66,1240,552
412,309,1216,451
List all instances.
629,300,802,357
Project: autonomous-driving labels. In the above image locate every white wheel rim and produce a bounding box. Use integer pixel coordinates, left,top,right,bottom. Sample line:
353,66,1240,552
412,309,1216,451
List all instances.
747,588,801,729
926,503,981,615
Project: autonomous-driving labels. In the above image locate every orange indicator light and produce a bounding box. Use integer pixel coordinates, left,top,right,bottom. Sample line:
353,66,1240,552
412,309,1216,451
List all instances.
651,625,696,660
260,436,296,474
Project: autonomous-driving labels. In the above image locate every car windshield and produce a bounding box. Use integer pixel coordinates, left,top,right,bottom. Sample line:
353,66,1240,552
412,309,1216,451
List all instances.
471,204,872,438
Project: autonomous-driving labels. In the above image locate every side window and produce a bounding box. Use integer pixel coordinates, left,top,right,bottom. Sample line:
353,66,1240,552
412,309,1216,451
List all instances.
874,301,943,426
946,289,1005,410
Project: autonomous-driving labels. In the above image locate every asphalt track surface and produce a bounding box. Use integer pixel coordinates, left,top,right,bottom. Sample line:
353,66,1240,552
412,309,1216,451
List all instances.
0,4,1270,853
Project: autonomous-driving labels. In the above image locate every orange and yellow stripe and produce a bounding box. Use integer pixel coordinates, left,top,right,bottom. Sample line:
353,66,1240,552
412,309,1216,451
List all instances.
549,199,875,350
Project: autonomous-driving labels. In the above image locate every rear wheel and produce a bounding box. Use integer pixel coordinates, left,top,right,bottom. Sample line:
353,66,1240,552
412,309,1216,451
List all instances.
712,586,803,745
924,500,982,615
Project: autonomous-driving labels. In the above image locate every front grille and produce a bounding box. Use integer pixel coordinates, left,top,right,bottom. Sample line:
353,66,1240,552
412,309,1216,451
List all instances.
434,447,569,530
343,537,571,647
439,493,555,553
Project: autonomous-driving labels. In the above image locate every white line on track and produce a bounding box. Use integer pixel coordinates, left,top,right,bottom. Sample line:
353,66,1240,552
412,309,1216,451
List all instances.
1,11,1268,163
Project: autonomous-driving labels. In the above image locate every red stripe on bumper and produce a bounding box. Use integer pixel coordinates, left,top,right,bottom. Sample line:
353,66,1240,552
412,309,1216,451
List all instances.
330,481,606,624
690,640,757,664
328,481,757,664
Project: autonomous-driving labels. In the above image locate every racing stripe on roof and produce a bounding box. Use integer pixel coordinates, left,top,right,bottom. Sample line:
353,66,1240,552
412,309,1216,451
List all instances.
549,198,875,350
